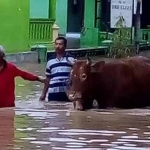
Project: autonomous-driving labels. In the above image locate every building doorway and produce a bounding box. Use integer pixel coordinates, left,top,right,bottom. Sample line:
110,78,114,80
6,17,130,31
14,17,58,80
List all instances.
141,0,150,29
67,0,84,33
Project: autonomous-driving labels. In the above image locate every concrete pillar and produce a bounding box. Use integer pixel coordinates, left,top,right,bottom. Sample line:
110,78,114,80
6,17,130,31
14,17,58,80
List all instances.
52,23,60,42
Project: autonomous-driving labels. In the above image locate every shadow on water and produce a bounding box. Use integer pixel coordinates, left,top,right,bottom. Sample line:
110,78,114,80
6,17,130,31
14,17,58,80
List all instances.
1,62,150,149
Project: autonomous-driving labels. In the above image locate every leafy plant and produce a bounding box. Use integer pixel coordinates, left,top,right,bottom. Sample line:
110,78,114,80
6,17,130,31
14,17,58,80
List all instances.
107,27,135,58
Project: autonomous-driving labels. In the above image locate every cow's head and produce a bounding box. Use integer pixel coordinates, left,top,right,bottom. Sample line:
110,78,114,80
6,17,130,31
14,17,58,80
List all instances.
67,57,105,102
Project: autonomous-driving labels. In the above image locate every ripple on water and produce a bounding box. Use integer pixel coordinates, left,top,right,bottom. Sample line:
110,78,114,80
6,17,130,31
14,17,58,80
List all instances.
16,128,36,131
123,143,137,147
32,117,49,120
49,138,83,143
66,145,83,148
121,136,139,139
127,112,150,116
37,129,126,135
117,138,150,143
30,141,51,145
52,148,100,150
49,137,108,144
58,132,113,136
16,101,45,109
78,137,86,140
66,142,87,146
114,146,149,150
41,127,59,130
15,108,69,113
107,149,119,150
21,137,36,140
144,132,150,135
15,110,59,120
17,111,58,117
111,141,128,145
63,129,126,134
132,133,138,136
100,143,118,147
16,96,22,98
128,128,140,131
88,139,109,143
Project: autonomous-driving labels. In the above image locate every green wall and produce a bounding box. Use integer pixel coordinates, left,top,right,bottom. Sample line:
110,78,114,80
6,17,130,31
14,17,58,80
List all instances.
30,0,56,20
56,0,68,35
80,0,99,47
84,0,95,27
30,0,49,19
0,0,30,53
50,0,56,20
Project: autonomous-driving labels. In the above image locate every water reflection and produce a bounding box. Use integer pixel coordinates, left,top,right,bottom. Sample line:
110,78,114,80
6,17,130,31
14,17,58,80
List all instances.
13,100,150,149
0,108,15,150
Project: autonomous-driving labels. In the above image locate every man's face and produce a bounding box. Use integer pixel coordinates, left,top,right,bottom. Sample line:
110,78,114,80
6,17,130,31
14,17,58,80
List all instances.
54,39,66,53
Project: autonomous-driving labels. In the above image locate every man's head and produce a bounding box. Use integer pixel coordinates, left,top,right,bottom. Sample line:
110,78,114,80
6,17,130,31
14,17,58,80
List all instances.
54,37,67,54
0,45,5,63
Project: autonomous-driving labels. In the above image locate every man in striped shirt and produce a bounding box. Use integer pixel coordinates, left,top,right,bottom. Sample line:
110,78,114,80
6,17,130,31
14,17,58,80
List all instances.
40,37,75,101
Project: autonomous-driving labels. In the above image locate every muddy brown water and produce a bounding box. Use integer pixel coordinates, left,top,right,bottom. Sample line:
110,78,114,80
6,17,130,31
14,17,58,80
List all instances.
1,57,150,150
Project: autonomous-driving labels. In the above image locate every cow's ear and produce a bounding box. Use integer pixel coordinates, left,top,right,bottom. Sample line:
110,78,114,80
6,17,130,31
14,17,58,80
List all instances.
90,61,105,72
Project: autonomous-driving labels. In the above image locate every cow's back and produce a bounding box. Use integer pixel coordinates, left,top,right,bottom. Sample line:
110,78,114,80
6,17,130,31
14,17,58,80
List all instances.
93,57,150,108
126,57,150,105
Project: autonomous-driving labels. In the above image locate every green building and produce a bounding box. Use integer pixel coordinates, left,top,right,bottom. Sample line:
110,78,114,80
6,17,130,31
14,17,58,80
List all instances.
2,0,150,52
0,0,56,53
55,0,118,47
56,0,150,48
56,0,101,47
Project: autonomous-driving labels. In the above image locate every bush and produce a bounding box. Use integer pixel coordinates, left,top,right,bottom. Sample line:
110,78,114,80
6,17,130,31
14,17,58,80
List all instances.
107,27,135,58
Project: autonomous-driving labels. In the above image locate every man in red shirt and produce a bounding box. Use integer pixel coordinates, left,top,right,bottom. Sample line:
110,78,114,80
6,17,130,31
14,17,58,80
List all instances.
0,45,45,108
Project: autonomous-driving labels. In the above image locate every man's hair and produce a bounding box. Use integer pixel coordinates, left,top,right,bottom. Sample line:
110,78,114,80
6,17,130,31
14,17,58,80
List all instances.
55,36,67,47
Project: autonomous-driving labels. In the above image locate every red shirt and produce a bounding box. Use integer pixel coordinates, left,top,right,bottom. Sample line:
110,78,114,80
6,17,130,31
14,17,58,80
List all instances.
0,61,38,108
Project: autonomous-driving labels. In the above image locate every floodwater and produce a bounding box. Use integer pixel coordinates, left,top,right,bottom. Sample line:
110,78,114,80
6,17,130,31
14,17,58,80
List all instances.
1,61,150,150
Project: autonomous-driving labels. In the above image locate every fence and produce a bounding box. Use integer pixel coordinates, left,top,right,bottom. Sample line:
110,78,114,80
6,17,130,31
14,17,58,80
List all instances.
29,19,54,44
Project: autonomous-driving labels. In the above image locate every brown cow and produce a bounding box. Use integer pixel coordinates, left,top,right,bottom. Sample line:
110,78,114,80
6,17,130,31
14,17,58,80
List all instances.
67,56,150,110
67,58,98,110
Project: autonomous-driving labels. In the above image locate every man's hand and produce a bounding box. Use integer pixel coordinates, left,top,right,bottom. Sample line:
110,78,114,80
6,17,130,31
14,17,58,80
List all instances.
39,94,46,101
39,76,50,101
37,76,46,83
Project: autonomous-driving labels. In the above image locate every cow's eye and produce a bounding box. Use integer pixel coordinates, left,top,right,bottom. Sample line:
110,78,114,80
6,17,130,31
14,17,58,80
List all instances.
81,73,87,79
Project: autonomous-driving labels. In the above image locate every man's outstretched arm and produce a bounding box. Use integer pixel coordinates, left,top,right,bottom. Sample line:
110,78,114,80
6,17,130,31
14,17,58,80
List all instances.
13,65,45,83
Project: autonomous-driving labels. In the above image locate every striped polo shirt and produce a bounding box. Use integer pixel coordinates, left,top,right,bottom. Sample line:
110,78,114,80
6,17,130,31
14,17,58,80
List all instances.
45,53,75,101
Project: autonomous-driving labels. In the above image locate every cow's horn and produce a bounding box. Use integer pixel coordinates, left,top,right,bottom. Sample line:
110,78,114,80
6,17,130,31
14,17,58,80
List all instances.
66,56,73,65
86,57,91,65
66,56,76,66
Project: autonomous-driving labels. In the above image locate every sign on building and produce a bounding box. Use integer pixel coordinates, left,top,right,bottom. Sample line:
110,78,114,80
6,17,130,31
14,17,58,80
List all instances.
134,0,142,14
110,0,133,28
